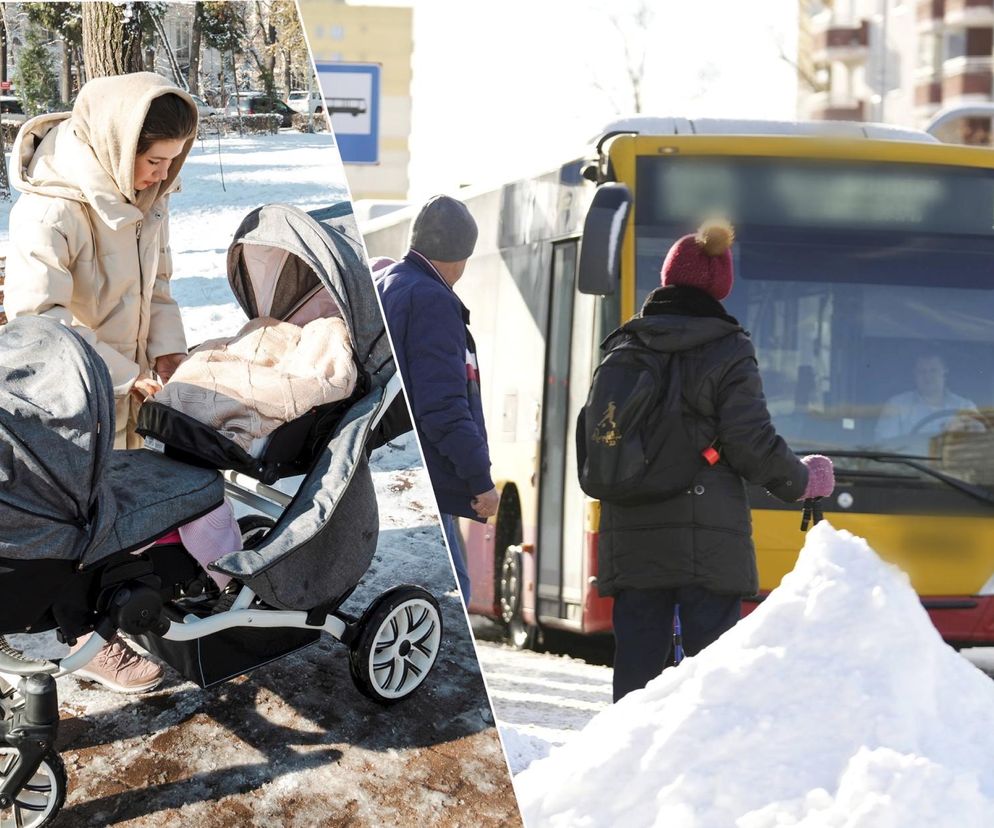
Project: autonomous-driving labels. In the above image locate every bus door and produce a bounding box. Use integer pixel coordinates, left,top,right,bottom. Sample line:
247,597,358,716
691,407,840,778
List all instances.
537,239,585,622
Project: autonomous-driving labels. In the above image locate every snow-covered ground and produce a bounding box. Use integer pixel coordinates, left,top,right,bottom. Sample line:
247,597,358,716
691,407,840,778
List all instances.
513,524,994,827
1,131,521,826
474,638,611,774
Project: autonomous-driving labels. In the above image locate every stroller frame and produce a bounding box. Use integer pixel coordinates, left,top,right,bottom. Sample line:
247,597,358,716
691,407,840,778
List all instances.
0,375,444,828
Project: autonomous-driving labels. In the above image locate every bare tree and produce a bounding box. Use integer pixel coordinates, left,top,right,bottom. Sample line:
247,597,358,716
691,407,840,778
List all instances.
775,35,825,93
588,1,656,115
149,11,187,89
248,0,277,96
188,1,203,95
0,10,7,85
81,2,144,78
270,0,305,94
616,2,653,114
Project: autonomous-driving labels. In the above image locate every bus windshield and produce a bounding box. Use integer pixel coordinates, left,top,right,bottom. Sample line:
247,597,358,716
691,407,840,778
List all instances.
635,155,994,487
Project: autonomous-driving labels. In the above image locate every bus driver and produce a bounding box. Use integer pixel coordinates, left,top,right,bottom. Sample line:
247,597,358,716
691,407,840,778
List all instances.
875,353,981,445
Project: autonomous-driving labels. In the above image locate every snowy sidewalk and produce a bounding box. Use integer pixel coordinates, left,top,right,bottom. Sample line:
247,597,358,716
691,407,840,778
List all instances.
474,639,612,773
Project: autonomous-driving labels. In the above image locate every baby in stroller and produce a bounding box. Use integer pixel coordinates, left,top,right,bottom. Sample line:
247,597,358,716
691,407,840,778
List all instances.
0,205,443,827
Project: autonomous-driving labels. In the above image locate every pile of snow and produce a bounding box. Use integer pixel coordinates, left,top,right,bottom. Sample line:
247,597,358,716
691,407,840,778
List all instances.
500,724,556,774
515,524,994,827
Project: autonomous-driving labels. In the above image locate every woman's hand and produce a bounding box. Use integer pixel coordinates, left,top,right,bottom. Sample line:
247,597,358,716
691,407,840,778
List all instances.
130,375,163,404
154,352,187,383
799,455,835,500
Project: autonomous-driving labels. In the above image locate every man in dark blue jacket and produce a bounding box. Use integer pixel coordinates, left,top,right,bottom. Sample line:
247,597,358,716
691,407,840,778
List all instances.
376,195,498,604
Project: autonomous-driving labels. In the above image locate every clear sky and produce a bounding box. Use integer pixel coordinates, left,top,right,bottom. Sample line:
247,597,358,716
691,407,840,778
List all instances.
351,0,799,199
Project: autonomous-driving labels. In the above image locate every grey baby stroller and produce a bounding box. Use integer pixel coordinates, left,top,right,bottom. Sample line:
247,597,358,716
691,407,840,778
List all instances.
0,205,442,827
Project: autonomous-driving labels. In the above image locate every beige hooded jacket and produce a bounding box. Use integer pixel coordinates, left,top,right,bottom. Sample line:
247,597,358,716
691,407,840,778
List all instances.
6,73,198,448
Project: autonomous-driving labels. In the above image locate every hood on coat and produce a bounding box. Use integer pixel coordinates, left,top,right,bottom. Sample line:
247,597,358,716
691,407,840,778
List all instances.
614,285,745,354
10,73,198,227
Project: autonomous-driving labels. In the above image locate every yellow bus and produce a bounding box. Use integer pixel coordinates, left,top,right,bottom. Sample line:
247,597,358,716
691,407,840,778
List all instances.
361,117,994,649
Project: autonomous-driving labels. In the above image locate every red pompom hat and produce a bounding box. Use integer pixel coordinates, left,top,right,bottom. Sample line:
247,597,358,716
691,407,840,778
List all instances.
660,220,735,301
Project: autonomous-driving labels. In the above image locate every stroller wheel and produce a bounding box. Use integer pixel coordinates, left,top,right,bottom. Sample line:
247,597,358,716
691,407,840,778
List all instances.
238,514,275,549
348,586,442,705
0,748,67,828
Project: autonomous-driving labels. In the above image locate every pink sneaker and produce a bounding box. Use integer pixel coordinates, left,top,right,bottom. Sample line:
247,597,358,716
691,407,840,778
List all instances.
70,634,163,693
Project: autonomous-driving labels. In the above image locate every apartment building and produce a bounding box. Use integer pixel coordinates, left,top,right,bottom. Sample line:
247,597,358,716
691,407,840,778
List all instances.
800,0,994,143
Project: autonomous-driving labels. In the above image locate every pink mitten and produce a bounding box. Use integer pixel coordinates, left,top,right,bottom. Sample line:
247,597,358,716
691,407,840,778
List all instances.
800,455,834,500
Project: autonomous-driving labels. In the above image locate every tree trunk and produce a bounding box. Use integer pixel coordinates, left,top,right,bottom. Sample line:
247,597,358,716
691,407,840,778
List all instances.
188,2,203,95
82,2,144,78
73,45,86,88
266,22,277,77
0,15,7,85
151,12,187,89
60,40,71,103
231,47,243,136
283,49,291,96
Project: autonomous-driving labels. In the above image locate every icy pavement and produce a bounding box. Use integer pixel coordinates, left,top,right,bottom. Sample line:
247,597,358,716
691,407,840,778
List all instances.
514,524,994,827
473,640,611,774
10,434,519,827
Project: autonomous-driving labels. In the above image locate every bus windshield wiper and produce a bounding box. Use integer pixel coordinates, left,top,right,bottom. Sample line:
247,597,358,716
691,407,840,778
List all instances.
819,450,994,510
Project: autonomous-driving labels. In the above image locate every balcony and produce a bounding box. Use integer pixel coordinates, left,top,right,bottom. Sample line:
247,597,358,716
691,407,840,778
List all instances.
945,0,994,26
942,59,994,103
808,92,867,122
812,19,870,64
915,80,944,107
918,0,946,29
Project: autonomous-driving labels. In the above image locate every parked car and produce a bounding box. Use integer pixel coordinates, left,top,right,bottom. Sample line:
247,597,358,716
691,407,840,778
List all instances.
287,89,325,116
0,96,27,126
189,94,219,119
224,93,294,128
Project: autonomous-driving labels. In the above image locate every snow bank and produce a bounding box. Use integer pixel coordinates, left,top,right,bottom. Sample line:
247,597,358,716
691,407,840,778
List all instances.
500,724,555,774
515,523,994,827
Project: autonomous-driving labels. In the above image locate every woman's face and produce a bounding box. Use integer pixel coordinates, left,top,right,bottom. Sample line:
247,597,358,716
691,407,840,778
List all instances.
134,138,186,191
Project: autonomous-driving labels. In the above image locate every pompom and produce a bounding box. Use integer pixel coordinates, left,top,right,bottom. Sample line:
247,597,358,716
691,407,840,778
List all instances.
694,220,735,257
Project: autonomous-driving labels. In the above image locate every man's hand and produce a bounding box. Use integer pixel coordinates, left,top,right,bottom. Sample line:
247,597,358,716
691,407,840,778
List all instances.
130,375,162,404
471,487,500,519
154,352,187,383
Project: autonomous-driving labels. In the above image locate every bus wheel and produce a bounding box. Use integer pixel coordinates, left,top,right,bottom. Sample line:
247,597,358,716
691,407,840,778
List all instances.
499,545,535,649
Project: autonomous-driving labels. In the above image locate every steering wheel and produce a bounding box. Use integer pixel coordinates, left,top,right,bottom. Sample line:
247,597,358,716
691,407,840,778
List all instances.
909,408,989,436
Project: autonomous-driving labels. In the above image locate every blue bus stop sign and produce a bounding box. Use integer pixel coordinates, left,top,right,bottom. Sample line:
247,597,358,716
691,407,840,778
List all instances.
315,61,381,165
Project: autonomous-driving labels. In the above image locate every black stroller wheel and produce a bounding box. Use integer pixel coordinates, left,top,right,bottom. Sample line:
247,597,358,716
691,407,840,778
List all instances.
348,586,442,705
238,514,276,549
0,748,67,828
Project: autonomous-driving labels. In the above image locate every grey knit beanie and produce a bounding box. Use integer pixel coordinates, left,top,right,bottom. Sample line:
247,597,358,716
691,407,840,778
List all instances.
409,195,478,262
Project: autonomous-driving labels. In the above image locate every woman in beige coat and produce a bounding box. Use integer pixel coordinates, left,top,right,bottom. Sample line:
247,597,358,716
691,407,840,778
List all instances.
5,72,199,693
7,71,198,450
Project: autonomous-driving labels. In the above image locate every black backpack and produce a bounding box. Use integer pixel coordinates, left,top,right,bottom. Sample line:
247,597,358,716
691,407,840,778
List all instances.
576,330,708,504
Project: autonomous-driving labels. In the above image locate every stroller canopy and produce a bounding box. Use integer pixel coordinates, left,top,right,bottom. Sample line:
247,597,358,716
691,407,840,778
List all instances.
0,317,115,563
227,203,393,385
0,317,223,568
